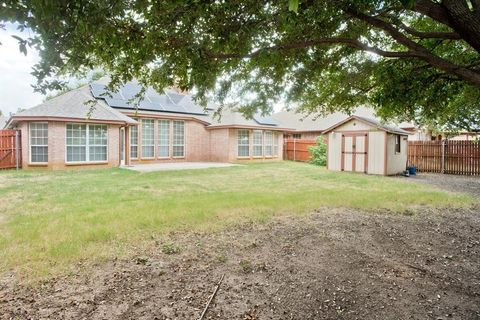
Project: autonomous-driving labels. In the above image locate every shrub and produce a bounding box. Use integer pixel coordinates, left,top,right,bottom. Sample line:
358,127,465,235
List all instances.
309,136,327,166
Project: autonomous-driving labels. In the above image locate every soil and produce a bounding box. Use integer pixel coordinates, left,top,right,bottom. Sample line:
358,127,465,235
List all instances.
1,174,479,320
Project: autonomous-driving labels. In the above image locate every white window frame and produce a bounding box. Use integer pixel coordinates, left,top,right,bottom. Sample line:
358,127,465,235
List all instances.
395,135,401,154
158,119,171,158
65,123,108,163
141,118,155,159
273,132,279,157
172,120,185,158
29,122,48,164
130,119,138,159
252,130,263,157
264,131,273,157
237,129,250,158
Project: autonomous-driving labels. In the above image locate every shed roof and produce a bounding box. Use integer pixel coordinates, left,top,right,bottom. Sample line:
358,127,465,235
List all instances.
272,107,377,132
322,115,411,135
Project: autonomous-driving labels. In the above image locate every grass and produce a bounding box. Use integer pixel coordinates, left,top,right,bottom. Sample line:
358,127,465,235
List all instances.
0,161,473,281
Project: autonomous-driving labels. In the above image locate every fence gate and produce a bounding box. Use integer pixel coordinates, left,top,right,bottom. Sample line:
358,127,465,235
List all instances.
0,130,21,169
284,139,317,162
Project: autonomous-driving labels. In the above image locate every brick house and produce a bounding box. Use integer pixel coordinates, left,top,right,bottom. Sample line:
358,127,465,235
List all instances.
4,80,289,170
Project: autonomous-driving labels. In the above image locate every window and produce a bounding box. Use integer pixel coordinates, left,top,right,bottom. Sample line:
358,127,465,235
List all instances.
292,133,302,139
395,135,401,153
66,124,87,162
158,120,170,157
66,123,107,162
273,133,279,157
30,122,48,163
264,131,273,157
130,123,138,159
237,130,250,157
252,130,263,157
141,119,155,158
172,120,185,157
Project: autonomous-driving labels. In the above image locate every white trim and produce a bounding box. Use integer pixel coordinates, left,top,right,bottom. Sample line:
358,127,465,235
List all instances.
172,120,185,158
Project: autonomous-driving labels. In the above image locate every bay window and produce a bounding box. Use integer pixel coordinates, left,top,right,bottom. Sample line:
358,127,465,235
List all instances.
172,120,185,157
130,120,138,159
273,133,279,157
158,119,170,157
237,129,250,157
141,119,155,158
264,131,273,157
66,123,107,162
30,122,48,163
252,130,263,157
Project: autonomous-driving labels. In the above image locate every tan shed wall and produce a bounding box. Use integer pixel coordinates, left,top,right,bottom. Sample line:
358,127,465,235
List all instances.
334,120,373,132
367,131,386,175
386,133,408,175
327,132,342,171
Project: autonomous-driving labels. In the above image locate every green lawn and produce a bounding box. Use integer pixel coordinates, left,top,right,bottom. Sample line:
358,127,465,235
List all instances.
0,162,473,280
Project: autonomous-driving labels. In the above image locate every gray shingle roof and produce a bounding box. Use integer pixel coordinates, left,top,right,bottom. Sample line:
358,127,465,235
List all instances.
271,107,377,132
323,115,411,135
11,86,136,124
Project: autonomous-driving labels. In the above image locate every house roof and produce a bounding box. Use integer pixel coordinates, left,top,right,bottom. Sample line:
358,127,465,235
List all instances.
323,115,411,135
7,85,137,127
0,116,8,129
271,107,378,132
205,108,291,131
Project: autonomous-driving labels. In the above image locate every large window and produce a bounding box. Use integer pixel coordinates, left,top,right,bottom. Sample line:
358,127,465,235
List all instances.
237,130,250,157
273,133,279,157
252,130,263,157
264,131,273,157
158,120,170,157
30,122,48,163
141,119,155,158
130,121,138,159
66,123,107,162
172,120,185,157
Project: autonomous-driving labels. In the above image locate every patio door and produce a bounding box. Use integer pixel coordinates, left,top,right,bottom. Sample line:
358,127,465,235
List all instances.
341,133,368,173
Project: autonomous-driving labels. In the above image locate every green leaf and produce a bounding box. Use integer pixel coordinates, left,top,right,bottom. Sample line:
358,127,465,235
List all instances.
400,0,416,9
288,0,299,13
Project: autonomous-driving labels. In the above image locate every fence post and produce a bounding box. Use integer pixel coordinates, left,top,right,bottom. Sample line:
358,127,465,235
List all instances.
15,130,20,170
293,139,296,161
441,140,445,174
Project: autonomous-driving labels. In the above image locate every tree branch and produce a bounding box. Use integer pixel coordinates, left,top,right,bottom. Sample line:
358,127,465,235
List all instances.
346,8,480,86
204,38,417,59
395,21,461,40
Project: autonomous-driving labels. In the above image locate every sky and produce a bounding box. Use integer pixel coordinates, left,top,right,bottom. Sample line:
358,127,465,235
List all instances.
0,23,45,116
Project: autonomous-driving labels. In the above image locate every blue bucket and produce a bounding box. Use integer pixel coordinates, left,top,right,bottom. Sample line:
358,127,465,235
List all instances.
407,166,417,175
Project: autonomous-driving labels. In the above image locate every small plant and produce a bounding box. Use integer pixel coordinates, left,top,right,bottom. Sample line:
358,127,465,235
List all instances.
309,136,327,166
239,259,252,273
161,242,181,255
216,254,228,263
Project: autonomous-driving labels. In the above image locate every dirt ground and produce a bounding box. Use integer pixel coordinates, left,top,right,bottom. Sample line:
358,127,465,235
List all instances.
1,174,479,320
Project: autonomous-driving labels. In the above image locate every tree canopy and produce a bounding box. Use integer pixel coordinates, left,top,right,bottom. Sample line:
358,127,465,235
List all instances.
1,0,480,130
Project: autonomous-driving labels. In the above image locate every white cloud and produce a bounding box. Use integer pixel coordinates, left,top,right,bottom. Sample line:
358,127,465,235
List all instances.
0,23,45,116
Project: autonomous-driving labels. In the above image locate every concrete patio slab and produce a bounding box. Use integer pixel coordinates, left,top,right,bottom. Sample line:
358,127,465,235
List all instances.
121,162,239,173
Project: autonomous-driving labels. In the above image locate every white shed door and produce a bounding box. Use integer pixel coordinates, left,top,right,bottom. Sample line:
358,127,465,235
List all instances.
342,133,368,173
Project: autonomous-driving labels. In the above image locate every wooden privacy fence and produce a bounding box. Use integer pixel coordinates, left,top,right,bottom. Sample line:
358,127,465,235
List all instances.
284,139,317,162
407,140,480,175
0,130,21,170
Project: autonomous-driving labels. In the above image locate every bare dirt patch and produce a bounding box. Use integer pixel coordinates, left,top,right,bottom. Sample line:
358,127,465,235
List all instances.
1,206,479,320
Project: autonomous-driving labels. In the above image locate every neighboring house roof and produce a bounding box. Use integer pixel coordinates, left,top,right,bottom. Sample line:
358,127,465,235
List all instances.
272,107,377,132
7,85,138,127
323,115,411,135
205,108,291,131
0,116,8,129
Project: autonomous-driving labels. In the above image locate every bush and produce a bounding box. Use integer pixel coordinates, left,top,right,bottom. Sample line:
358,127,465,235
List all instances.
309,136,327,166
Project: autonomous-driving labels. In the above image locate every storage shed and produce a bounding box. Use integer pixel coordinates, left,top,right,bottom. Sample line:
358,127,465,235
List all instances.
323,116,410,175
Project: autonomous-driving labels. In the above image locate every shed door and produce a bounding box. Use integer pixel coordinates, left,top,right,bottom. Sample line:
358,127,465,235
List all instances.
342,133,368,173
